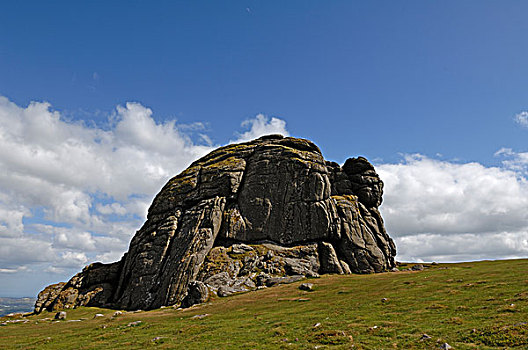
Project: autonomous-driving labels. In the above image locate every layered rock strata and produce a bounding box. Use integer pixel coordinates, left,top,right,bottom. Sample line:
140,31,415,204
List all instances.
35,135,396,313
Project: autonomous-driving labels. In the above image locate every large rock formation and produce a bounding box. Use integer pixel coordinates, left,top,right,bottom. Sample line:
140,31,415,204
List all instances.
34,135,396,313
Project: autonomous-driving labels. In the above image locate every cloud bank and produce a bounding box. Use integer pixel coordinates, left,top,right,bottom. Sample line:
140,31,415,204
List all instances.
0,96,287,295
378,154,528,262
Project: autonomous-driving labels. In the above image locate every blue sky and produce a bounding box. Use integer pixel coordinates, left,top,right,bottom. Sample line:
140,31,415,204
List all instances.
1,1,528,297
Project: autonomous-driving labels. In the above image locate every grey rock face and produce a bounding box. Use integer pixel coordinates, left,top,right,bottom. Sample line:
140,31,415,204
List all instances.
35,135,396,313
34,282,66,314
318,242,345,274
181,281,209,308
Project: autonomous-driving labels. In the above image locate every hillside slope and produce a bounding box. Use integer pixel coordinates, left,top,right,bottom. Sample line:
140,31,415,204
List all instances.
2,259,528,349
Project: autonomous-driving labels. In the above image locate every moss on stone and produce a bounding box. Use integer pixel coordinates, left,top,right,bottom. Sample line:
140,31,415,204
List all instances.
331,194,358,203
202,156,245,172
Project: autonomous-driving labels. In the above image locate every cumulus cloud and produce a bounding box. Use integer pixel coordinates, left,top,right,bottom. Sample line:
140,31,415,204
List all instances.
231,114,289,143
378,154,528,262
0,96,290,296
395,232,528,263
515,111,528,128
0,96,213,273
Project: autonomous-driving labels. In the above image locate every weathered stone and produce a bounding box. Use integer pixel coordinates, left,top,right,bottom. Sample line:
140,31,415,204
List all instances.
339,260,352,274
318,242,344,274
181,281,209,308
230,243,254,254
299,283,314,291
114,196,225,310
34,282,66,313
34,261,123,313
35,135,396,312
412,264,424,271
204,272,233,288
54,311,66,320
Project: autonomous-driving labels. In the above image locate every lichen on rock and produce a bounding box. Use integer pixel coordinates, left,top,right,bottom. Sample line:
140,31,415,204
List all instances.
34,135,396,313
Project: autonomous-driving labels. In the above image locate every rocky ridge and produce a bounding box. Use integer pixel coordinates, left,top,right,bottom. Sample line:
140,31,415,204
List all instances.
34,135,396,313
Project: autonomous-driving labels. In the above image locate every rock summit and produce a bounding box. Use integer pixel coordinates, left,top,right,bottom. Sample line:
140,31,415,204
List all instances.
35,135,396,313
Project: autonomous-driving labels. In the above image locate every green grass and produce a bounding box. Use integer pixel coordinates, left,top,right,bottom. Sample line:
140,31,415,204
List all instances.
1,259,528,349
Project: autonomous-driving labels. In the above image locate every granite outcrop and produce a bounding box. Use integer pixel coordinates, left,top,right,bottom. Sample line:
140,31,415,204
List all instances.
35,135,396,313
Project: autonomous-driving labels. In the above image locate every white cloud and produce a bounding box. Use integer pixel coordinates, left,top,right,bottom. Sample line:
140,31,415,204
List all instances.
0,96,215,278
395,232,528,262
0,96,291,296
58,252,88,268
494,147,528,175
96,203,127,216
0,266,27,274
0,207,27,238
231,114,289,143
54,230,97,251
378,154,528,262
0,236,56,267
515,111,528,128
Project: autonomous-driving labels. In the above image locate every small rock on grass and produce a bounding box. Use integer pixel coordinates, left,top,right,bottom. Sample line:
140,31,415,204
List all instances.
296,298,310,302
191,314,210,319
411,264,424,271
113,311,124,317
127,321,142,327
94,314,104,318
420,334,432,340
299,283,314,291
381,298,388,303
440,343,452,350
54,311,66,320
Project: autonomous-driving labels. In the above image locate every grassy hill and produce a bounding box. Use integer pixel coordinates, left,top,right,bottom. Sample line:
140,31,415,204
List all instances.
1,259,527,349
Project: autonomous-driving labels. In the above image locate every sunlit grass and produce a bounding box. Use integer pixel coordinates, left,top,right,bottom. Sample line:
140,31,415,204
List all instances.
1,259,527,349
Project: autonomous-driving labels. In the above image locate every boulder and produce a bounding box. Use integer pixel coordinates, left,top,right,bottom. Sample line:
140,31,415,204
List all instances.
54,311,66,320
181,281,209,308
35,135,396,312
299,283,314,291
412,264,424,271
34,282,66,314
